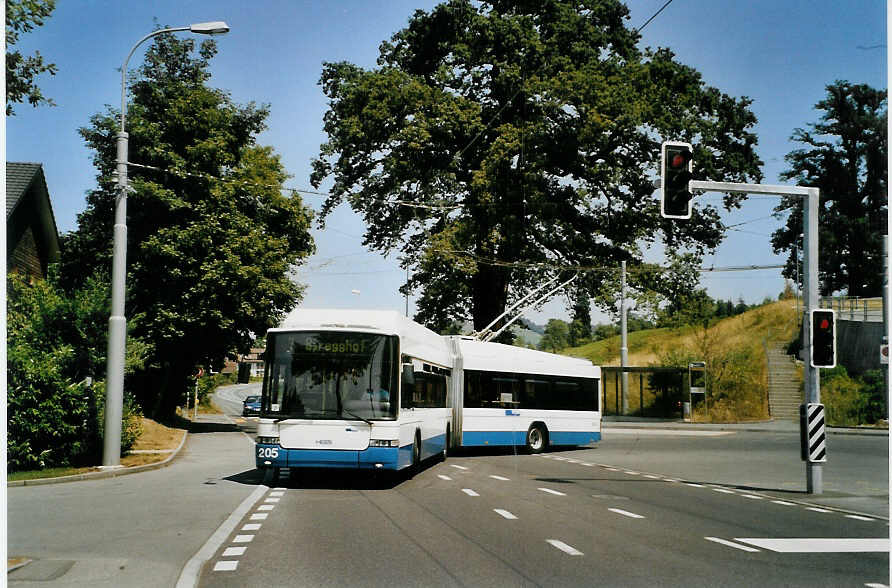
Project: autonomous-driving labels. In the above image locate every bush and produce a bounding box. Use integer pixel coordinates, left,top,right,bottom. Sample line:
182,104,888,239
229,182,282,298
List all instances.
7,271,143,472
822,366,887,426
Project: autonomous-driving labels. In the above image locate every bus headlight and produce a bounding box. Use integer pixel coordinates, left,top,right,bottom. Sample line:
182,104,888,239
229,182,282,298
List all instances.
369,439,399,447
257,436,279,445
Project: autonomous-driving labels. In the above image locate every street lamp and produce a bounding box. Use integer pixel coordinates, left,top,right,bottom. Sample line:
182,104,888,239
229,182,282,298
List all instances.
103,22,230,468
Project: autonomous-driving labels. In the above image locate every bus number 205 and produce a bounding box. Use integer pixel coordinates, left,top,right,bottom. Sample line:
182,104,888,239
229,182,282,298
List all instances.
257,447,279,459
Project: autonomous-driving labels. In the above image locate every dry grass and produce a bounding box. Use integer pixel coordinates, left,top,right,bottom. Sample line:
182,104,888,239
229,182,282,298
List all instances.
119,417,186,467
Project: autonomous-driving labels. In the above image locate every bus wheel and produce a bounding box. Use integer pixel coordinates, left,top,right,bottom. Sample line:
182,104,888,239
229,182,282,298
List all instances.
409,432,421,478
262,467,279,486
526,424,547,454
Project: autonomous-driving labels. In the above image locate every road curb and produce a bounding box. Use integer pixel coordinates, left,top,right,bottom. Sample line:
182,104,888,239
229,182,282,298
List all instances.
7,429,189,487
602,421,888,437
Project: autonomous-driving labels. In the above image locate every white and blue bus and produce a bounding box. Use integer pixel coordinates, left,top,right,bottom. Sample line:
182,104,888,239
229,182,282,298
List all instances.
448,337,601,453
255,309,600,480
255,309,452,481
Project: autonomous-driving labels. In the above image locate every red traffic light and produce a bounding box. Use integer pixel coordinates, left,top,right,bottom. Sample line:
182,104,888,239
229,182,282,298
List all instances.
669,152,689,169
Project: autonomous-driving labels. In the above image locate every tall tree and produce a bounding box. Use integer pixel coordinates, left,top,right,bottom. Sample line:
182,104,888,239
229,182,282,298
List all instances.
312,0,762,333
568,286,592,346
62,33,314,417
772,81,887,297
5,0,57,115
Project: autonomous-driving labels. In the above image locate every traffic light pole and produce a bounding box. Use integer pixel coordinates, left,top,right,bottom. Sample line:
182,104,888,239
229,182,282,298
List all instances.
685,180,824,494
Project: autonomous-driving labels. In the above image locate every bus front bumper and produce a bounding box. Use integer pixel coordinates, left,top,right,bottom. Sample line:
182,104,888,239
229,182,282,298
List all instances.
255,444,402,470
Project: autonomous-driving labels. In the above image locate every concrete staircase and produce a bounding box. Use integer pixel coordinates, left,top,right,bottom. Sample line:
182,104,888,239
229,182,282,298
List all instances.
766,344,802,421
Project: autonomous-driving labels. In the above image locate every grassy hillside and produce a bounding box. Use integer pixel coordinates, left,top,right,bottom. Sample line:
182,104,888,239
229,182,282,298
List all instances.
564,300,801,422
567,300,800,366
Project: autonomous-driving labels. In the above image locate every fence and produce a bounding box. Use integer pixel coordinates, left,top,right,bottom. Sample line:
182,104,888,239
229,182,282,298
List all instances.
601,367,687,418
819,296,884,323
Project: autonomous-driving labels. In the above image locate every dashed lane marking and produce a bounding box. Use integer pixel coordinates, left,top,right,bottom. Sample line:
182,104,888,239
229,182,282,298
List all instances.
494,509,518,520
608,508,645,519
771,500,796,506
437,474,453,481
450,464,469,470
489,475,510,481
546,539,584,556
847,515,876,522
806,507,832,513
538,487,566,496
462,488,480,497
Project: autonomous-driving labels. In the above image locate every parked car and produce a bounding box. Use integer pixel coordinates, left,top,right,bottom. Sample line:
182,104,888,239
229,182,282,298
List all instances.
242,395,262,416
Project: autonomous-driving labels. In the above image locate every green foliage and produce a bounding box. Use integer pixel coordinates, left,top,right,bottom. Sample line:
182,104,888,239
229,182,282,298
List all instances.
5,0,57,114
7,272,142,472
311,0,763,333
822,366,887,426
772,81,887,297
61,34,315,418
539,319,570,353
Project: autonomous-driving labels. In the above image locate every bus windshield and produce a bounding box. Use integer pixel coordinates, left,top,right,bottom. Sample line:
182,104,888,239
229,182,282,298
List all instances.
263,331,399,420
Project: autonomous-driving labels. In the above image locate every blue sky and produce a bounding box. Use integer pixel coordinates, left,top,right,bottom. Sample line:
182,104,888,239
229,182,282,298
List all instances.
6,0,887,326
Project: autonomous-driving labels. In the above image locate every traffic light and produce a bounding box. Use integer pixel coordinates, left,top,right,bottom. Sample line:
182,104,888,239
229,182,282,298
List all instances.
810,309,836,368
661,142,693,219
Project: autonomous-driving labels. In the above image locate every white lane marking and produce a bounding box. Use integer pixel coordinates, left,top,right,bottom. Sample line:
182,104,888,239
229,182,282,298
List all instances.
264,497,281,503
643,474,661,479
269,491,284,497
864,583,890,588
685,483,704,488
494,509,518,520
565,459,581,464
273,487,286,491
450,464,469,470
538,487,567,496
213,561,239,572
462,488,480,497
437,474,453,481
741,494,764,500
624,471,640,475
735,538,891,553
705,537,761,552
608,508,645,519
771,500,796,506
846,515,876,521
605,468,620,472
662,478,679,483
805,507,831,513
257,504,275,511
175,484,267,587
222,547,247,557
250,513,268,520
242,523,261,531
546,539,584,556
711,488,735,494
489,475,510,481
581,463,594,467
233,535,254,543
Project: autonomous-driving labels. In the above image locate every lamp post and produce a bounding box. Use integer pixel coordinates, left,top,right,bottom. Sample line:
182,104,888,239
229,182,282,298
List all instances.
102,22,230,467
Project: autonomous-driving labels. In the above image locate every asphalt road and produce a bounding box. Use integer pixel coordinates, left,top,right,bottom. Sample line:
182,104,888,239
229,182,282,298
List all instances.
198,385,890,587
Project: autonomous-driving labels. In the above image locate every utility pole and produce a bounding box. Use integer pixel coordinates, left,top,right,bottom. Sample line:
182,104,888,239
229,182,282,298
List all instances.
620,261,629,415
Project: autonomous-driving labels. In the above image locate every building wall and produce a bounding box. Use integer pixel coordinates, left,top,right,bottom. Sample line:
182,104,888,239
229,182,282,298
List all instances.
8,226,44,281
837,319,885,375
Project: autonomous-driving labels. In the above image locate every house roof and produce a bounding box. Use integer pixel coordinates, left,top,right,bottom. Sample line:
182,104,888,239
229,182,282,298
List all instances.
6,162,61,261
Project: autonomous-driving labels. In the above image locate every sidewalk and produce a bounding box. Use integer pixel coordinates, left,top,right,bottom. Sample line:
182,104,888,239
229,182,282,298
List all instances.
7,413,260,587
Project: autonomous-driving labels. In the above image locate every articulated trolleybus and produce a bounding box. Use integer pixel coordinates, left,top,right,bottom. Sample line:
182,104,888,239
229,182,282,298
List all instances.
255,309,601,480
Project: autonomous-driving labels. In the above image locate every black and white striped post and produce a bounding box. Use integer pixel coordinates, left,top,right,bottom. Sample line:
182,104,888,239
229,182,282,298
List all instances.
800,403,827,463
